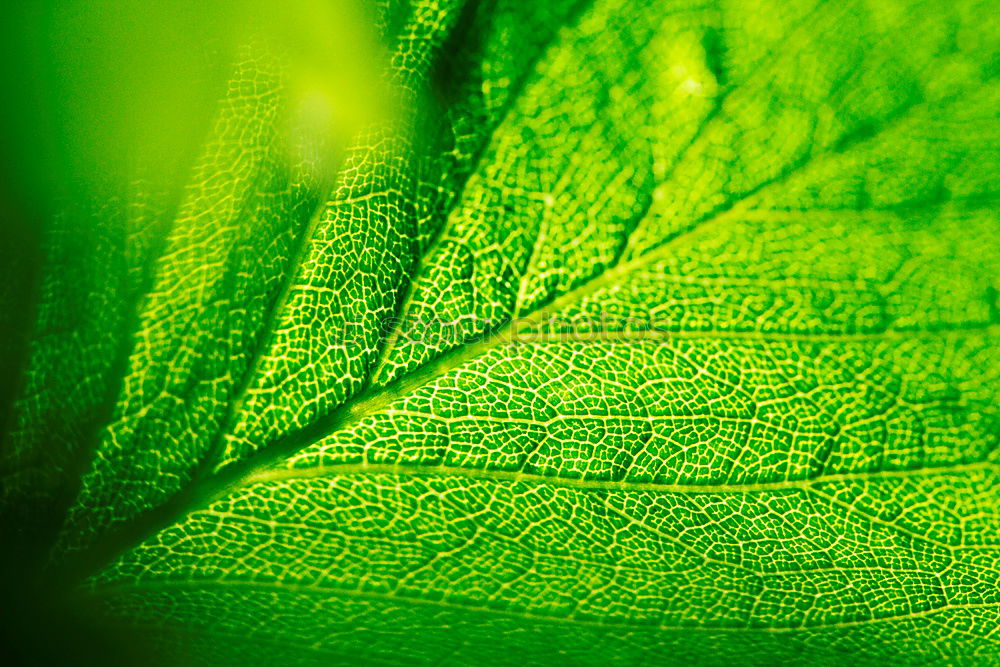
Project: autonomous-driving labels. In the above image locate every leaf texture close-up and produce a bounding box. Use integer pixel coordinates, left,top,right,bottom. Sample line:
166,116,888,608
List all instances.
1,0,998,665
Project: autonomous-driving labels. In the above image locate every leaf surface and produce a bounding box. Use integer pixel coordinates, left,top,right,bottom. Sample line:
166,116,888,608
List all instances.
2,0,999,664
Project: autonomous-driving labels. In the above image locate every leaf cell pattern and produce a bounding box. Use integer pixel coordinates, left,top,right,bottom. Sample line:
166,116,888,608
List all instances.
2,0,998,664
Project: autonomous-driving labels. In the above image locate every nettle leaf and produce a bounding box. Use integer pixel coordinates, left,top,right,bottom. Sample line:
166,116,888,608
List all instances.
2,0,999,664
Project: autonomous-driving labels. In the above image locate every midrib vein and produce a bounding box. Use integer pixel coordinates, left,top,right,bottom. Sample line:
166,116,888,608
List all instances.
243,460,998,495
511,323,999,345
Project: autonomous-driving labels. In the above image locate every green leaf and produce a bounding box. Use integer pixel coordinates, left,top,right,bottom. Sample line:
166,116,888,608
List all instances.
2,0,999,664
